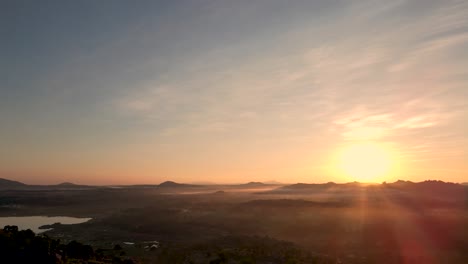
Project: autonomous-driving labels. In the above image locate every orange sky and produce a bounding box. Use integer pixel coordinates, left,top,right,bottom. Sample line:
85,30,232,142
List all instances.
1,1,467,185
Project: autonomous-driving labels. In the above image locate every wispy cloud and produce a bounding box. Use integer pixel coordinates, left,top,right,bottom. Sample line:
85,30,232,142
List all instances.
102,0,468,181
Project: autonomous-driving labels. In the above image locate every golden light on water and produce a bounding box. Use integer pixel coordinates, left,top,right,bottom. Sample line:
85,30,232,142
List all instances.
336,142,394,182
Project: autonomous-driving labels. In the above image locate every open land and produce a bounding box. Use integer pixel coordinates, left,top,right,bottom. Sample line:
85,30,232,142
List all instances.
1,180,467,263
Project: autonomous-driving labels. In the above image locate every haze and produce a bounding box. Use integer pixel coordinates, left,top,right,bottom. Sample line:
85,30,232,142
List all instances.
1,0,467,185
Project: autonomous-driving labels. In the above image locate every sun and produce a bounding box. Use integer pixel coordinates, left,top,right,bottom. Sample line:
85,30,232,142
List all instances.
336,142,393,182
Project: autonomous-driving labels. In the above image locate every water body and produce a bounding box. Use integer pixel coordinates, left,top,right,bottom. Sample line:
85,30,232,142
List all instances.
0,216,91,233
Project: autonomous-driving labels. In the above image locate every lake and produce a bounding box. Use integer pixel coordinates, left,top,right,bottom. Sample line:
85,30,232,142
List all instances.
0,216,92,233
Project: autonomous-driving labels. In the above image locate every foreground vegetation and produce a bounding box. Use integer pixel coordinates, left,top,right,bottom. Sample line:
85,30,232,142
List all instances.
0,225,135,264
0,225,332,264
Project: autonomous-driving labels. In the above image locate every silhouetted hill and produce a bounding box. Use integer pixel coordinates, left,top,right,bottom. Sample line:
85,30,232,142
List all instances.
227,181,284,189
266,182,359,194
281,182,337,189
241,181,266,187
0,178,27,189
50,182,94,190
0,178,99,190
158,181,197,188
384,179,415,188
264,180,467,196
57,182,76,186
380,180,468,209
384,180,466,194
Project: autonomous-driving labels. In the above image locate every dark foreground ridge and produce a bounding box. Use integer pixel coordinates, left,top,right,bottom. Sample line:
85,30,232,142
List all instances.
0,225,135,264
0,225,334,264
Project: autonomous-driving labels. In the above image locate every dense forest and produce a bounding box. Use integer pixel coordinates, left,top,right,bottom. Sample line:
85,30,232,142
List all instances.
0,225,135,264
0,225,335,264
1,225,336,264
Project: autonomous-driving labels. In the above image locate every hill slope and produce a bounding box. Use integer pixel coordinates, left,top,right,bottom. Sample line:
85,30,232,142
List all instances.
0,178,27,189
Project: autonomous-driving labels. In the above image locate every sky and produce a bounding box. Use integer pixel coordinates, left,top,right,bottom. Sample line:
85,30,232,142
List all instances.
1,0,467,185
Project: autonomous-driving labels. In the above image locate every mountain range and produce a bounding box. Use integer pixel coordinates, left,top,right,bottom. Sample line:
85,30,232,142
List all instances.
0,178,93,190
0,178,466,194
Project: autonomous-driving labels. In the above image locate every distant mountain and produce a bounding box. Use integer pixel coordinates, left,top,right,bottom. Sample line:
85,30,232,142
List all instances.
272,182,337,191
158,181,197,188
51,182,94,189
240,181,266,187
0,178,27,189
57,182,76,186
384,180,466,194
380,180,468,208
0,178,97,190
384,179,414,188
263,181,370,194
240,199,349,209
259,180,467,202
227,181,285,189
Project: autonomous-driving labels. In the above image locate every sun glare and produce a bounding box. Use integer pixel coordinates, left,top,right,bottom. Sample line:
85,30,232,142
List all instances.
336,143,393,182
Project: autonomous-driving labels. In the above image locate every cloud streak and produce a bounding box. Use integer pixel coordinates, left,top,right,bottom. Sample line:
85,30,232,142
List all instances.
2,0,468,183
